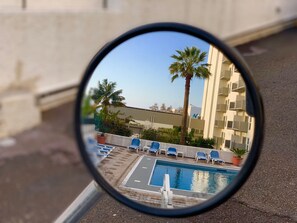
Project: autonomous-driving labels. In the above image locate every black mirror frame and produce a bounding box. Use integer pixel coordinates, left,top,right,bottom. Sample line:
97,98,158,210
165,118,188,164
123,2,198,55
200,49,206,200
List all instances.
74,22,264,217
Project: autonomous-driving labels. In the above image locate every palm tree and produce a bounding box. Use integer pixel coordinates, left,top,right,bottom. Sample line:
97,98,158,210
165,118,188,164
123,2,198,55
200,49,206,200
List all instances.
89,78,125,117
169,46,211,145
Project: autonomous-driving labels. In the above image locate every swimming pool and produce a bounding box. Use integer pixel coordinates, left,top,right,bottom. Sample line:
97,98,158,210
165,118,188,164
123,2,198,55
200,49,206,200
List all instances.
150,160,238,194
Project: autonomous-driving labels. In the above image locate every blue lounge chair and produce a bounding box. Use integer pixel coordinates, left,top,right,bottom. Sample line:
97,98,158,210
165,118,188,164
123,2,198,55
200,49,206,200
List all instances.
209,150,224,164
148,142,160,155
196,151,207,162
86,137,114,151
166,147,177,158
86,144,108,165
86,137,97,146
96,144,114,152
128,138,141,152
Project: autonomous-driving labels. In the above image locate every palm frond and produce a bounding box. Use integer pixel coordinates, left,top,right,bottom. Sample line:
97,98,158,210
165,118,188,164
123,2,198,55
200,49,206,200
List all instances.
171,74,179,82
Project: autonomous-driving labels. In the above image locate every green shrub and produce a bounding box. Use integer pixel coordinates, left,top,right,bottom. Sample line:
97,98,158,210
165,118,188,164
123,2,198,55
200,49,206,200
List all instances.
141,128,158,141
230,148,247,158
95,111,132,137
191,137,215,148
140,127,213,148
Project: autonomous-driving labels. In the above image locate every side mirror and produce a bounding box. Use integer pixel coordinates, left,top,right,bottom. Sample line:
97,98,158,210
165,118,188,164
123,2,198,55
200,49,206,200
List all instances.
75,23,264,217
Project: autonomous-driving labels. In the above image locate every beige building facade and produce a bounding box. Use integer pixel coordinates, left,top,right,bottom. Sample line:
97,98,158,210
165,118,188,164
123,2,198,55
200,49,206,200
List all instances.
201,46,254,151
109,106,205,136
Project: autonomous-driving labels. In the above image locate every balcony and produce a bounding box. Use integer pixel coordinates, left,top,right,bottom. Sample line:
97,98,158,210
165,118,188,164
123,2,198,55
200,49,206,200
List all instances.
222,56,231,64
216,104,227,112
232,79,246,92
232,121,248,132
230,96,246,111
214,136,223,146
220,70,231,80
214,120,224,128
231,135,247,149
232,142,247,150
218,87,229,96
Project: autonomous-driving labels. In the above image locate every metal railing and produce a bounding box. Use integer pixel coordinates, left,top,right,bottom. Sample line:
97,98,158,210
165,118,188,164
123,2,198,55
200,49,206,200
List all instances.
220,70,231,80
232,79,246,92
218,87,229,96
230,98,246,111
214,120,225,128
216,104,227,112
232,121,248,132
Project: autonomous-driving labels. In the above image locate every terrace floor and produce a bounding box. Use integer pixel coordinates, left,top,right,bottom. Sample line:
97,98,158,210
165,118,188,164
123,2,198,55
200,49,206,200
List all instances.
97,145,239,208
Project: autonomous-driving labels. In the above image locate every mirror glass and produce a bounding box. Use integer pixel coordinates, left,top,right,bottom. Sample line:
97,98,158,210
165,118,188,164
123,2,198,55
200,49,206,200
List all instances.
80,31,255,209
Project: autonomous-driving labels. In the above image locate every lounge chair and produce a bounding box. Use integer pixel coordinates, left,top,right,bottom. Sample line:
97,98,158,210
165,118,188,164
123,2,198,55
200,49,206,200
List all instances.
209,150,224,164
148,142,160,155
97,149,110,157
86,137,114,151
86,144,108,165
104,145,115,150
128,138,141,152
166,147,177,158
96,144,114,151
195,151,208,162
86,137,97,146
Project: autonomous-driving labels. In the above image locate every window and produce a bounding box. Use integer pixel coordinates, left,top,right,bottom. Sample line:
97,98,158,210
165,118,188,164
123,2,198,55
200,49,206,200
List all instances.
247,138,250,151
248,117,252,130
227,121,233,128
225,140,231,148
229,102,235,109
242,137,247,144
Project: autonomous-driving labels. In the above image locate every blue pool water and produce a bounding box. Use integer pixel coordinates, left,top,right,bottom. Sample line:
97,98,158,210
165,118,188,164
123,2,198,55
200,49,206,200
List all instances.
150,160,238,194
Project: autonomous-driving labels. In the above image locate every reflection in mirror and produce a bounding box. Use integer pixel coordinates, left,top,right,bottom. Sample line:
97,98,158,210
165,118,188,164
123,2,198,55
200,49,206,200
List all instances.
80,31,254,209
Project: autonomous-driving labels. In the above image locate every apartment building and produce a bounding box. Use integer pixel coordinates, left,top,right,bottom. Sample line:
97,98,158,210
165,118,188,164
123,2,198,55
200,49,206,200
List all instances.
201,46,254,151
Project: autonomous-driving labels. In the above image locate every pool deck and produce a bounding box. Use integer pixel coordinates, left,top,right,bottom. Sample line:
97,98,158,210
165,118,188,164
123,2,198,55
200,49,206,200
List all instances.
97,146,240,207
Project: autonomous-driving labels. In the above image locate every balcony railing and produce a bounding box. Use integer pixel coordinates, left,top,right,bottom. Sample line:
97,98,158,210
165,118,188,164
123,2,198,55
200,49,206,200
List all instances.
222,56,231,64
218,87,229,96
230,98,246,111
216,104,227,112
232,121,248,132
214,136,223,147
220,70,231,80
232,142,247,150
230,135,247,149
232,79,246,92
231,115,248,132
214,120,225,128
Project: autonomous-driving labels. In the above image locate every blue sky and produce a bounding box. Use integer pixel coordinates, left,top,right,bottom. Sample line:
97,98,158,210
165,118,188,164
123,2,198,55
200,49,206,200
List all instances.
86,31,210,109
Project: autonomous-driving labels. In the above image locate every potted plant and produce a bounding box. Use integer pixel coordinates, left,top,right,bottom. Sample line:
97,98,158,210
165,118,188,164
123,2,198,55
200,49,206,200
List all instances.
97,132,106,144
230,148,247,166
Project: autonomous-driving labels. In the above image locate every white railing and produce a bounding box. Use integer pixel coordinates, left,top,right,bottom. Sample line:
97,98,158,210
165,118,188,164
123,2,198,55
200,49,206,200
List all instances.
160,174,173,208
105,133,235,163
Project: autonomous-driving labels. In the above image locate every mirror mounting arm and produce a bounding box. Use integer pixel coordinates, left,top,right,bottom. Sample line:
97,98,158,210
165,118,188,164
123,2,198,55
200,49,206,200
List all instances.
54,181,102,223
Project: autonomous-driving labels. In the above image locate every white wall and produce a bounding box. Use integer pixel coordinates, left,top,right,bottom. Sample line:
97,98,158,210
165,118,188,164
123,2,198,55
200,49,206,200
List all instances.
0,0,296,100
105,133,235,163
